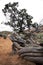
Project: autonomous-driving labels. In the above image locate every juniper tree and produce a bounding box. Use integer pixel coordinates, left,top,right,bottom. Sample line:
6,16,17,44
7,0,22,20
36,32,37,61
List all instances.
2,2,33,32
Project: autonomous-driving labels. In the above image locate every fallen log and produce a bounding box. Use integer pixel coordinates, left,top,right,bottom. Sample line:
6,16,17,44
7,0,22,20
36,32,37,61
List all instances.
9,35,28,47
20,53,43,57
24,56,43,64
18,47,43,55
12,42,22,50
18,47,43,64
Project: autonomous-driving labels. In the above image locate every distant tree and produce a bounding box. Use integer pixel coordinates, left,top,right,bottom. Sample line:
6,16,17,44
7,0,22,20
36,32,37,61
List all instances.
32,22,38,31
2,2,33,32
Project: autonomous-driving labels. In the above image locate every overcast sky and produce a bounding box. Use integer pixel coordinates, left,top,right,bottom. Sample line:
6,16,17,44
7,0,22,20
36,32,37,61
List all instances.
0,0,43,31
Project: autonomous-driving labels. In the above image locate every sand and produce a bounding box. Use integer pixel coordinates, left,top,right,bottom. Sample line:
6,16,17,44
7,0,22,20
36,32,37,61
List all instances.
0,37,36,65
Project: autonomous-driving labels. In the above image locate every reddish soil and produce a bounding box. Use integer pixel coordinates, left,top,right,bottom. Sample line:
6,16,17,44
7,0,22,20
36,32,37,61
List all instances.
0,37,36,65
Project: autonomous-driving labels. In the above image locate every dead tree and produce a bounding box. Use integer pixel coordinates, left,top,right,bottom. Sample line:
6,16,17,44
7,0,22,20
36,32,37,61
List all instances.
18,47,43,65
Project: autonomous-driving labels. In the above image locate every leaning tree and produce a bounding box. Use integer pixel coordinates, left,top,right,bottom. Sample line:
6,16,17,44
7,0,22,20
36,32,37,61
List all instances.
2,2,33,32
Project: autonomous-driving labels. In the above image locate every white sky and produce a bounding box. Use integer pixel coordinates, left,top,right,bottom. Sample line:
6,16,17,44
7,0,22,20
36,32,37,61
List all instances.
0,0,43,31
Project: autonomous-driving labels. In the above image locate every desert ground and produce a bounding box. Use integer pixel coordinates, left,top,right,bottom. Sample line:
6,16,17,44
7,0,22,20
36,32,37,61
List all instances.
0,37,36,65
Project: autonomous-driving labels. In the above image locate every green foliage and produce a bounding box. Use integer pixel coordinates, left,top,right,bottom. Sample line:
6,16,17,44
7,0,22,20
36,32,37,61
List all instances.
0,31,12,35
2,2,33,32
36,33,43,43
37,33,43,38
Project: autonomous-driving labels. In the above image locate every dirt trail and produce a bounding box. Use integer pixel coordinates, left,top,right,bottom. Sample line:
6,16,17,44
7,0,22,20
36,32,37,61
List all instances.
0,37,35,65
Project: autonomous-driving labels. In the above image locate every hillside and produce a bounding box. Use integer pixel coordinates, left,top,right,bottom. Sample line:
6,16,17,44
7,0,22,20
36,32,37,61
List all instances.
0,37,35,65
0,31,12,35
